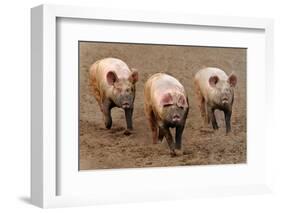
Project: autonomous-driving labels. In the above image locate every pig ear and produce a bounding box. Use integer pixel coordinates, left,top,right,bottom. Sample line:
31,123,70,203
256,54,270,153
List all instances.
106,71,118,85
129,69,138,84
160,93,173,107
209,75,219,87
177,95,188,108
228,73,237,87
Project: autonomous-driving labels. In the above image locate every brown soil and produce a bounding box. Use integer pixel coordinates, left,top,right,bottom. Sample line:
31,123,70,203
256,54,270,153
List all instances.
79,42,246,170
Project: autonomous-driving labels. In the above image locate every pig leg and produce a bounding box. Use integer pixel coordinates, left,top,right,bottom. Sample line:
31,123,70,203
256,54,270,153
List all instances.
200,97,208,124
160,126,176,156
224,109,232,133
102,99,113,129
90,77,103,112
158,127,165,143
175,125,185,150
195,83,208,124
207,105,219,130
147,110,158,144
205,103,210,124
196,88,205,120
125,108,133,130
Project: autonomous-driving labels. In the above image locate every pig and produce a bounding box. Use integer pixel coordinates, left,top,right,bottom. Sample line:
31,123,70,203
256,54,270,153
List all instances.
89,58,138,134
144,73,189,156
194,67,237,133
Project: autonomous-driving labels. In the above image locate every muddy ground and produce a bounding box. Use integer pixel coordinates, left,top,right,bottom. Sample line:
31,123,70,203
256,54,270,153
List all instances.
79,42,246,170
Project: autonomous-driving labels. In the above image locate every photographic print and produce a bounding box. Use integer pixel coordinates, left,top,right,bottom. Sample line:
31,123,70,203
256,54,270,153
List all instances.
79,42,246,170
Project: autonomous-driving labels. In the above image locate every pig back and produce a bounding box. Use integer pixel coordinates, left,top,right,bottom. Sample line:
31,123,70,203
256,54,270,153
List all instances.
194,67,228,98
145,73,186,112
90,58,132,92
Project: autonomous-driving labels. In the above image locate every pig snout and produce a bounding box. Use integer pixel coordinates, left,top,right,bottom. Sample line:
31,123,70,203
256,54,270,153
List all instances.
121,99,131,109
221,96,229,104
172,114,181,122
122,102,130,109
162,105,187,127
120,94,134,109
220,89,233,105
170,112,184,125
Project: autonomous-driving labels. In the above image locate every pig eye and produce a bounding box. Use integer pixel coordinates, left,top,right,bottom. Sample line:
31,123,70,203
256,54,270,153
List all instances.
126,88,130,93
224,88,230,93
163,103,173,107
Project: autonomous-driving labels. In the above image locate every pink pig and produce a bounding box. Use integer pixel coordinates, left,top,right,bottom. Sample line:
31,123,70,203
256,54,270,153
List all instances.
194,67,237,133
144,73,189,156
89,58,138,133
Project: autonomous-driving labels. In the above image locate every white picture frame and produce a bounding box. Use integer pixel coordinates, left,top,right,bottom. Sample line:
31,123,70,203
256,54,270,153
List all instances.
31,4,274,208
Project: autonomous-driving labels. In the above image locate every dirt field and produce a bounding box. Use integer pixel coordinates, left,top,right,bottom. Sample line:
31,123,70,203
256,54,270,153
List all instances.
79,42,246,170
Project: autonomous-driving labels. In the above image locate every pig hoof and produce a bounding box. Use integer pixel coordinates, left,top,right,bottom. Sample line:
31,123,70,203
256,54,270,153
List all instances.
175,144,181,150
200,128,213,133
124,129,132,136
157,139,163,144
182,150,192,155
170,151,177,157
225,129,232,135
105,122,112,129
175,150,184,156
225,131,234,137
